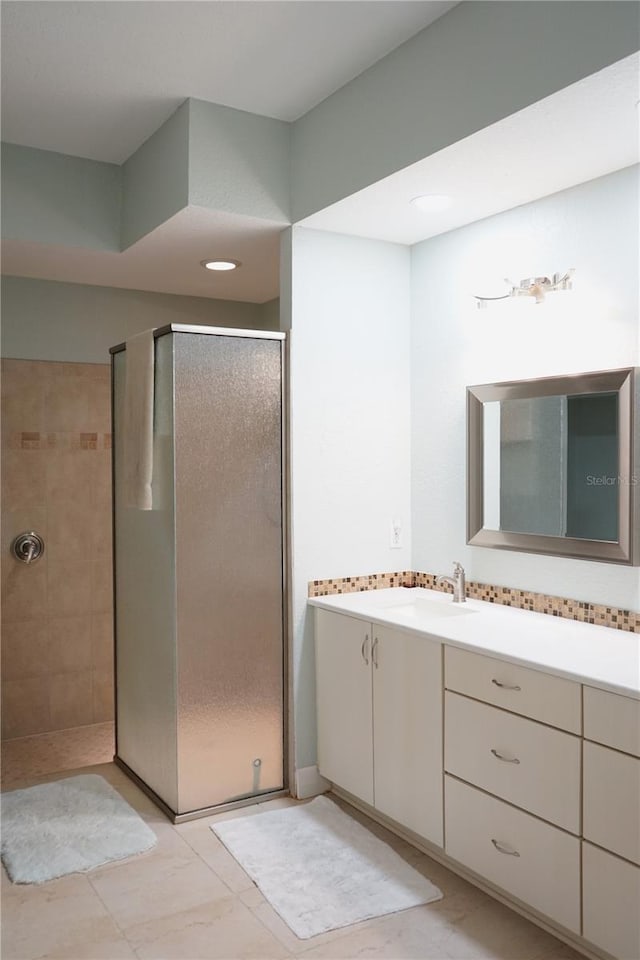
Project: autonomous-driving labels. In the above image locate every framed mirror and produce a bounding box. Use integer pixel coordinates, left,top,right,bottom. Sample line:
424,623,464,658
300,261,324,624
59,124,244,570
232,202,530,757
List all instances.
467,368,638,564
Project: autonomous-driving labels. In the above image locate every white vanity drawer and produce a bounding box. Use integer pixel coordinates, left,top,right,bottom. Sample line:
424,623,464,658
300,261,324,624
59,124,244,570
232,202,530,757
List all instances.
583,740,640,865
583,842,640,960
445,775,580,934
445,692,581,833
583,686,640,758
444,646,581,733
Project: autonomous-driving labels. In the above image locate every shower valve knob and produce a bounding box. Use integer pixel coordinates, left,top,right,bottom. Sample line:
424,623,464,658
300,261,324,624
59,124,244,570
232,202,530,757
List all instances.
11,531,45,564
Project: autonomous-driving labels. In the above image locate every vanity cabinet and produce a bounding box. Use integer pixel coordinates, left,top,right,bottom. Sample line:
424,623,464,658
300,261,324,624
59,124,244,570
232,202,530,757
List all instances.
372,620,442,845
444,645,581,733
444,692,581,833
315,610,374,804
443,647,582,934
582,843,640,960
312,600,640,959
445,776,581,933
315,608,443,845
583,685,640,756
583,741,640,863
581,687,640,960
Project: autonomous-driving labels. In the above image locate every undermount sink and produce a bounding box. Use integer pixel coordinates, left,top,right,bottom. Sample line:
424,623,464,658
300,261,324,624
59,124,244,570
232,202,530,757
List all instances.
338,587,476,620
387,599,476,620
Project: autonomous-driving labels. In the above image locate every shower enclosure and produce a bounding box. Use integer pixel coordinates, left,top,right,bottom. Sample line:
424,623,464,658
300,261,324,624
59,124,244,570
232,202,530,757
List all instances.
111,325,287,821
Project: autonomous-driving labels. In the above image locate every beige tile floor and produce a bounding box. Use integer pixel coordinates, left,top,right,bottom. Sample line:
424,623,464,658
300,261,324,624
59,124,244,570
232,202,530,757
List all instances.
1,730,584,960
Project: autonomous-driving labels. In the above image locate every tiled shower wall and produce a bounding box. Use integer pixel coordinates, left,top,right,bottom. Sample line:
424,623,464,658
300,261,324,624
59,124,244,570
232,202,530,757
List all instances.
1,359,114,739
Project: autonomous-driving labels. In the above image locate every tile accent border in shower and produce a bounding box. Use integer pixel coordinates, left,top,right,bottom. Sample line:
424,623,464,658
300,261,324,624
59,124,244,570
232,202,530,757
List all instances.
308,571,640,633
5,431,112,450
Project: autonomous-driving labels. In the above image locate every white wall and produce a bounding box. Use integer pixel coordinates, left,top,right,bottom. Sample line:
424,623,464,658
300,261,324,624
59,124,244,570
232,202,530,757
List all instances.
288,227,411,768
411,165,640,610
1,277,277,363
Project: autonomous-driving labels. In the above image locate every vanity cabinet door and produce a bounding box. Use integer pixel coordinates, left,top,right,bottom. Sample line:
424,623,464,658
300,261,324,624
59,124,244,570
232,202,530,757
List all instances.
583,686,640,758
583,741,640,865
445,692,581,833
315,609,373,804
445,776,580,934
373,626,443,846
583,842,640,960
444,646,581,733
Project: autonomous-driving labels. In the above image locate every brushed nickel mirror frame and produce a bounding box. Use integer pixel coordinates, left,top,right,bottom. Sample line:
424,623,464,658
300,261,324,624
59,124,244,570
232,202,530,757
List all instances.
467,367,638,565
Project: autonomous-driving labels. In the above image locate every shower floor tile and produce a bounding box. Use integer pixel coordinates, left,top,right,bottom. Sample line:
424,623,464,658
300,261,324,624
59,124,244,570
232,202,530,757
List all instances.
1,721,114,788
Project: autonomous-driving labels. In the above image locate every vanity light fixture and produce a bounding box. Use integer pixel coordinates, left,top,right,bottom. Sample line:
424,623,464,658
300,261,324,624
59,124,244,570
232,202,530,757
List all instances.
410,194,452,213
474,269,575,309
200,259,241,271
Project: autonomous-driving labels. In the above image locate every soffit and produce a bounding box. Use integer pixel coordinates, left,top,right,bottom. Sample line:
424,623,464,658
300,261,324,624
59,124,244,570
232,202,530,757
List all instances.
1,0,456,163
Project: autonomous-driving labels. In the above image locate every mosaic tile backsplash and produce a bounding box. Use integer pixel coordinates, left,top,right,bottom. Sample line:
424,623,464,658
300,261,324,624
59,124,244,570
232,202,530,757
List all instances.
309,571,639,633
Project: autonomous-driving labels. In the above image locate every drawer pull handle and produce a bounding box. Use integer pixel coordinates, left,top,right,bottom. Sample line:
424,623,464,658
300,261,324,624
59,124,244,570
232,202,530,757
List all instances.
491,838,520,857
491,679,521,691
491,748,520,764
361,635,369,666
372,637,379,669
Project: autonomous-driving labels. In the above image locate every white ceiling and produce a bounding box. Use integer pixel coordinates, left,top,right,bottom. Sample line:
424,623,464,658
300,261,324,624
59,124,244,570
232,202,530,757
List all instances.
302,53,640,245
1,0,457,164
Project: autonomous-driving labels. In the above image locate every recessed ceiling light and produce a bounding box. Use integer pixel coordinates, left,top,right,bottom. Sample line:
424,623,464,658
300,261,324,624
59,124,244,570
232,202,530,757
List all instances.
200,259,241,271
410,194,452,213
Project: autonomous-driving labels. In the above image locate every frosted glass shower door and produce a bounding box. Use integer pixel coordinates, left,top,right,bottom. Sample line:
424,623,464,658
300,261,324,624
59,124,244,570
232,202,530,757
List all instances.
173,331,284,813
113,326,285,818
113,334,178,811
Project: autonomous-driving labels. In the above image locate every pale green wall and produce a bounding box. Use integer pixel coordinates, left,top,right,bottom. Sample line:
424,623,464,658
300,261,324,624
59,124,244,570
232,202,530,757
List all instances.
121,101,190,249
0,277,276,364
2,97,290,254
291,1,640,220
4,3,637,252
260,298,281,330
188,100,290,222
1,143,121,250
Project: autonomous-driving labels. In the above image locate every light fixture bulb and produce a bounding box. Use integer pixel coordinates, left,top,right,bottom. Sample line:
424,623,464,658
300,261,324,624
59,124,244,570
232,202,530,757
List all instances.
410,194,452,213
201,259,241,271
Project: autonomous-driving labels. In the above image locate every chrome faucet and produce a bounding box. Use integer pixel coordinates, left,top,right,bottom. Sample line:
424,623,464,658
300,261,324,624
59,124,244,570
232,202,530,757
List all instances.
436,562,466,603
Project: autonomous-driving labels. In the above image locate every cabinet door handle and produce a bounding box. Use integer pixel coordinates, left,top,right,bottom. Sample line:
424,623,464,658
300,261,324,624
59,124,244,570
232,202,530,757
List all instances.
491,678,521,691
371,637,379,669
491,838,520,857
361,634,369,666
491,748,520,764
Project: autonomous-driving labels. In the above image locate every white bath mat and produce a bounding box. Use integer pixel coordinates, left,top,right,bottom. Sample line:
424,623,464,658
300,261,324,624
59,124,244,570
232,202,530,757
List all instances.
211,795,442,939
1,774,157,884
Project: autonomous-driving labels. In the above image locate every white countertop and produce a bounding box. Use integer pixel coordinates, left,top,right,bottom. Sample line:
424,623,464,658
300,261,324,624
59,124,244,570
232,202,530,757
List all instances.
309,587,640,699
